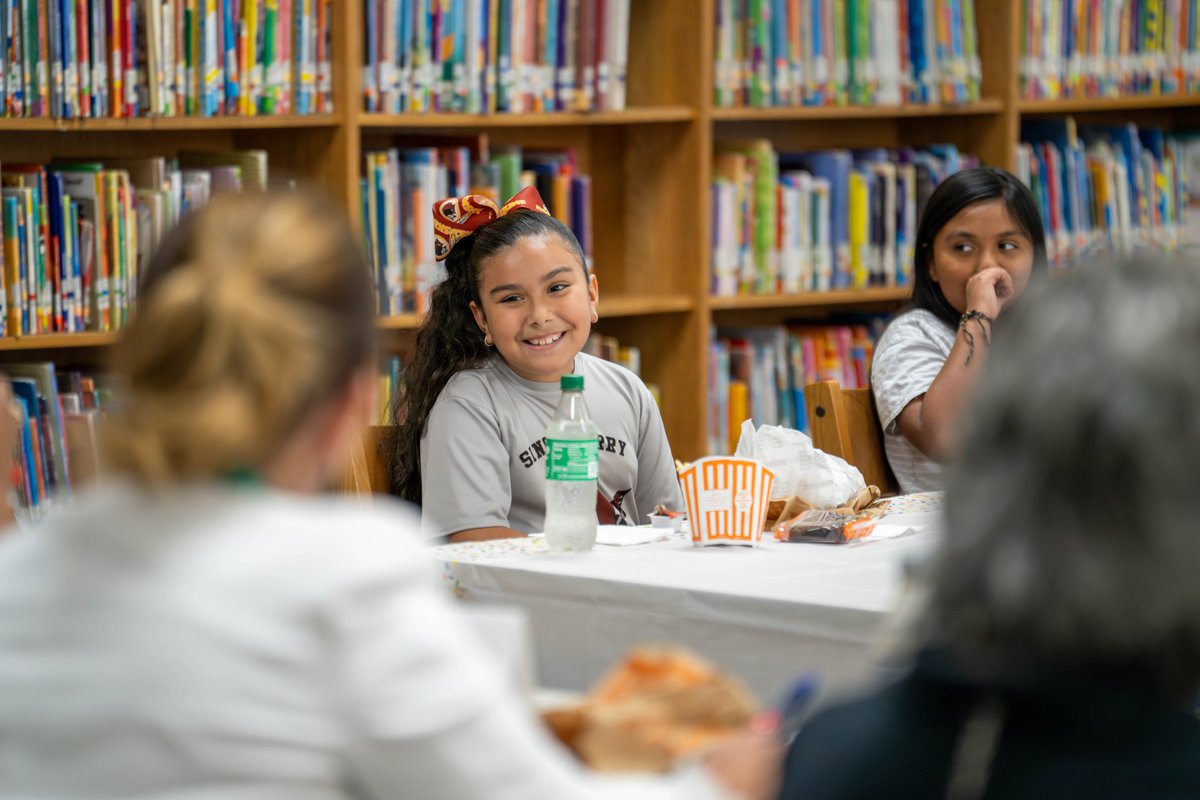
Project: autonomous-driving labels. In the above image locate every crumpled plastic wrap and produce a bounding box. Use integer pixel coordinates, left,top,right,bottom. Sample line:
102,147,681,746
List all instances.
733,420,866,508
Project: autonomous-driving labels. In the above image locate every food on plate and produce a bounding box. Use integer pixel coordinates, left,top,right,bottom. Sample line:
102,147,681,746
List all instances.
542,647,758,772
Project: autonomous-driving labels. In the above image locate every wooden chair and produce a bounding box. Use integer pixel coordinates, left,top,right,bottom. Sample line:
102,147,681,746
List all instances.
338,425,395,499
804,380,899,496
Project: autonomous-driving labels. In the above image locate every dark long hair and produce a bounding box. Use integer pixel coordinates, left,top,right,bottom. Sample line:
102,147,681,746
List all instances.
391,209,587,503
910,167,1048,328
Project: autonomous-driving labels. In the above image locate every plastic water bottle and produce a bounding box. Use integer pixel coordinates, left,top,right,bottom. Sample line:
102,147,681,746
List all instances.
544,374,599,552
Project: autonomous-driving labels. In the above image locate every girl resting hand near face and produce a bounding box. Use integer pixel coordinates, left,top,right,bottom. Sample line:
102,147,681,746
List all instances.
870,167,1048,494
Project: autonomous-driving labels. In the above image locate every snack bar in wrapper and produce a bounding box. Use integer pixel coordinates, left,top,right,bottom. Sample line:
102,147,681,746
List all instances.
773,509,877,544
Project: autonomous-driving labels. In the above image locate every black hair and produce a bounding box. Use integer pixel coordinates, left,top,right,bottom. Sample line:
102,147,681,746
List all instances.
392,209,587,504
910,167,1048,328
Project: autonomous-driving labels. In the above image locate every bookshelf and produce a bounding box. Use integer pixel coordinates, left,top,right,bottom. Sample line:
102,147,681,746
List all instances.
352,0,712,467
4,1,1200,467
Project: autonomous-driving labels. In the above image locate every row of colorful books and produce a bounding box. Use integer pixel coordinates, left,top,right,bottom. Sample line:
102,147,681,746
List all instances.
715,0,982,108
1016,118,1191,268
1,0,334,119
6,362,109,518
708,321,883,454
1020,0,1200,100
0,151,263,336
363,0,630,114
362,140,592,316
712,140,974,295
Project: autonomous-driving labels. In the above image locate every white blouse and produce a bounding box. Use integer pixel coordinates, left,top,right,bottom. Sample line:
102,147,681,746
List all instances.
0,483,729,800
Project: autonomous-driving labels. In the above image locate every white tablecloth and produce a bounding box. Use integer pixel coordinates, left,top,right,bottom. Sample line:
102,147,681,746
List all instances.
430,500,942,704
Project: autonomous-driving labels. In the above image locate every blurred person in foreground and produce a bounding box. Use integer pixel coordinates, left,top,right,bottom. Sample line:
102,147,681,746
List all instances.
0,190,778,800
781,255,1200,799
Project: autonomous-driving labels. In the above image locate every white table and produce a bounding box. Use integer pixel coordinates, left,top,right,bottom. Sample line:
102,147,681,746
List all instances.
430,499,941,704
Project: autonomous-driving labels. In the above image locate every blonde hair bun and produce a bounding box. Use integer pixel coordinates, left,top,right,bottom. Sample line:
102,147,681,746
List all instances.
106,189,374,483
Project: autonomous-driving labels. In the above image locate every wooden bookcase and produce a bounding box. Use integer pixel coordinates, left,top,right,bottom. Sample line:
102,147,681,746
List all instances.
2,2,1198,464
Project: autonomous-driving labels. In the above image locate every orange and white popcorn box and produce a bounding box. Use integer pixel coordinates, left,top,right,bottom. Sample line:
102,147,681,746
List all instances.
678,457,775,547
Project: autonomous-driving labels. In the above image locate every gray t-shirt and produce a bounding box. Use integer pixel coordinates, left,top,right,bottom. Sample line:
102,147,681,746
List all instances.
419,353,684,540
870,308,957,494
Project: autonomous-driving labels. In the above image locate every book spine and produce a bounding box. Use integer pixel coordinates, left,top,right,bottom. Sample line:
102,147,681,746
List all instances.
257,0,272,112
121,0,134,113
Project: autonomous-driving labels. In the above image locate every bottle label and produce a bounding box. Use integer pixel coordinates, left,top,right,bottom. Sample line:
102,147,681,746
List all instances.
546,438,599,481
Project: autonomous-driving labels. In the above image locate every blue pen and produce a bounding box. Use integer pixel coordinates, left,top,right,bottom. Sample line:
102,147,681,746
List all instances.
777,674,819,740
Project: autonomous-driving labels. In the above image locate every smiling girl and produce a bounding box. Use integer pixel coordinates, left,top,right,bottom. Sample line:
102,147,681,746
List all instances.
871,168,1048,493
393,187,683,542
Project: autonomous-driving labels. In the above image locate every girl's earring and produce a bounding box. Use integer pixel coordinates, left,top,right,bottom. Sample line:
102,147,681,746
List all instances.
484,334,494,347
591,309,599,323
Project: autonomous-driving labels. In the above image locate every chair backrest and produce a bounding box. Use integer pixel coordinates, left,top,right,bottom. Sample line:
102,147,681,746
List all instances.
804,380,899,496
338,425,395,499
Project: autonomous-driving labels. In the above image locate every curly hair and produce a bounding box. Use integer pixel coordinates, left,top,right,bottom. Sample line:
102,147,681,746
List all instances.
391,210,586,503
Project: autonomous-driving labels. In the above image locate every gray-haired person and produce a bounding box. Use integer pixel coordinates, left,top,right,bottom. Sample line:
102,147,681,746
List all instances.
781,254,1200,799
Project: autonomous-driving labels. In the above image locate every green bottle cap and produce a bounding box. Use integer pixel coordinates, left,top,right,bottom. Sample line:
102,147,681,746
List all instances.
561,374,584,391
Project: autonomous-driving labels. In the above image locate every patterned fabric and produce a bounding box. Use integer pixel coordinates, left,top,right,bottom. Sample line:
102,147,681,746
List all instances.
432,185,552,261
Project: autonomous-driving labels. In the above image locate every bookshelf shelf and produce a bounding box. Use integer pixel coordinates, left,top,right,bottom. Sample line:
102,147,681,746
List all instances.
0,333,120,351
371,296,696,332
0,115,343,132
711,99,1005,122
709,288,912,312
1017,95,1200,114
357,106,697,128
598,295,694,318
377,314,425,331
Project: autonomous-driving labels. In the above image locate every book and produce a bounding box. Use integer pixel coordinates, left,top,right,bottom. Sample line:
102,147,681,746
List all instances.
61,407,100,486
6,361,71,496
10,376,45,510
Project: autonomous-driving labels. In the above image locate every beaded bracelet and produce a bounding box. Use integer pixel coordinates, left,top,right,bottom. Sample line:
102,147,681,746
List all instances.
958,309,993,366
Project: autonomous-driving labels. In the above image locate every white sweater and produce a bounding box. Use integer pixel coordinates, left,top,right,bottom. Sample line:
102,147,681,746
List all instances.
0,483,728,800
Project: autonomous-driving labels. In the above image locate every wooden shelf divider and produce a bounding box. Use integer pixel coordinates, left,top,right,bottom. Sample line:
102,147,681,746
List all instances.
1018,94,1200,114
359,106,697,128
376,314,425,331
0,114,343,131
0,333,120,351
598,295,695,318
709,288,912,312
711,98,1005,122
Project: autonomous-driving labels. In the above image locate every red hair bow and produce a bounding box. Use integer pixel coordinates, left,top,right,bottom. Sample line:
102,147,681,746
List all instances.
432,185,552,262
